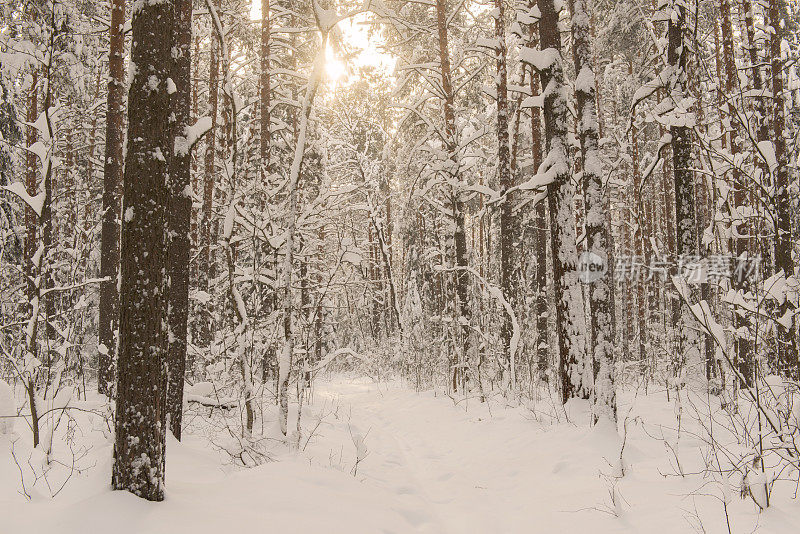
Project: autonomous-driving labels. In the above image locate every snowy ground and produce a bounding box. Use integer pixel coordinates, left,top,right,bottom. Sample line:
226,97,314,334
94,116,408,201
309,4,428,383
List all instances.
1,376,799,533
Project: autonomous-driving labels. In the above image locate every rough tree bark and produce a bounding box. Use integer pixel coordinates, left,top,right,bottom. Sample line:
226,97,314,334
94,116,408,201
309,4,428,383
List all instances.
494,0,515,383
769,0,797,380
199,0,220,340
571,0,615,421
165,0,193,440
667,0,700,372
526,10,549,380
111,0,174,502
435,0,472,392
536,0,588,403
97,0,125,396
720,0,753,386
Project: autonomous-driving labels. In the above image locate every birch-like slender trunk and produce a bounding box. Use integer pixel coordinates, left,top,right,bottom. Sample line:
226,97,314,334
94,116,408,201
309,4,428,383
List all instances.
278,30,329,436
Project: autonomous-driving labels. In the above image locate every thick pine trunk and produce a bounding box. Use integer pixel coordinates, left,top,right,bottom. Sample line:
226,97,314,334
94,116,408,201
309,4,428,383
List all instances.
112,0,174,501
165,0,193,440
98,0,125,396
571,0,615,421
536,0,587,403
667,0,699,373
769,0,798,380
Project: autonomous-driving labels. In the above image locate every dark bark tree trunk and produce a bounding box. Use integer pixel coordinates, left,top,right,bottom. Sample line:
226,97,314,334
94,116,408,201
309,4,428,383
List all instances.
769,0,798,380
631,123,648,368
25,71,37,334
435,0,471,391
199,8,219,345
98,0,126,396
536,0,587,403
720,0,753,386
530,62,549,380
260,0,271,178
112,0,174,502
667,0,699,372
571,0,615,421
494,0,514,381
165,0,193,440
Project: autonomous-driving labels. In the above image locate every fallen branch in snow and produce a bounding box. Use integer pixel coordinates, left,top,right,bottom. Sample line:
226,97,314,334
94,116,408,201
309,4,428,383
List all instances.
185,394,239,410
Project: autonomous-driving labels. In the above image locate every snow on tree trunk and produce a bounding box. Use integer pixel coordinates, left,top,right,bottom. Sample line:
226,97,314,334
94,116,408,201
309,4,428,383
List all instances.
199,0,220,346
527,21,549,380
534,0,588,403
112,0,174,502
25,70,37,347
260,0,271,178
769,0,798,380
667,0,700,377
278,29,329,436
165,0,193,440
98,0,126,397
719,0,753,387
435,0,472,392
494,0,515,385
570,0,616,422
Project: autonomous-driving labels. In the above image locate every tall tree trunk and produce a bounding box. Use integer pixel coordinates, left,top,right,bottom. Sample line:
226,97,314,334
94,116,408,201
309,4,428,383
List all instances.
571,0,615,421
530,62,549,381
720,0,753,386
260,0,271,178
165,0,193,440
277,30,329,435
769,0,797,379
199,10,220,345
435,0,471,392
112,0,174,502
494,0,514,384
98,0,126,396
667,0,699,372
25,71,37,339
536,0,587,403
631,123,648,368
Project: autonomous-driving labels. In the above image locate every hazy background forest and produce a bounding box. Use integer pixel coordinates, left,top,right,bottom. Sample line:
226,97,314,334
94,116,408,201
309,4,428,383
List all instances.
0,0,799,531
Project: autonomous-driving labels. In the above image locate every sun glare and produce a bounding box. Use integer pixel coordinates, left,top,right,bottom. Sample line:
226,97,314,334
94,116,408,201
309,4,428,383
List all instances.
325,46,347,83
249,1,395,84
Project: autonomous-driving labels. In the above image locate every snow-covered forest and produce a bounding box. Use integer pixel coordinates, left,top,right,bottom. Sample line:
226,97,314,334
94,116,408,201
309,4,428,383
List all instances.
0,0,799,530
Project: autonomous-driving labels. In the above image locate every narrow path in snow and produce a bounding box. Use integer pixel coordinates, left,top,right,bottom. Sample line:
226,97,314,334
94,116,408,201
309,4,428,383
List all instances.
312,379,621,534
